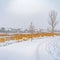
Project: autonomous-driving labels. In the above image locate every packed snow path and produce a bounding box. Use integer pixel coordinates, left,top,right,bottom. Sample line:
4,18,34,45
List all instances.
0,36,60,60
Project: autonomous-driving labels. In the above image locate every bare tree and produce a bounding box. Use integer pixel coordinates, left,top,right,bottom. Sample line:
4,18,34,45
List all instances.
29,22,35,40
48,10,58,35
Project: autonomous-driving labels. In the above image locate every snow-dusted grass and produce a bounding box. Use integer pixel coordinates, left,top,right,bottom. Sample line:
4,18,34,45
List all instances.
0,36,60,60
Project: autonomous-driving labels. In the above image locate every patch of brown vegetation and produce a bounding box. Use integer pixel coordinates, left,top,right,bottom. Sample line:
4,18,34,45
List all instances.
0,33,60,42
0,38,5,42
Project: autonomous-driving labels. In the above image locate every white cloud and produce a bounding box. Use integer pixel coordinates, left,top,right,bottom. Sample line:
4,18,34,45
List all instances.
6,0,50,15
1,0,60,29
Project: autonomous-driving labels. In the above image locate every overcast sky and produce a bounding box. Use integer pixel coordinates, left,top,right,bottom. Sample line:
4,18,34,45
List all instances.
0,0,60,30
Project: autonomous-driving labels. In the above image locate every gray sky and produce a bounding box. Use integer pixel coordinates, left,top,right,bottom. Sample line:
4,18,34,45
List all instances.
0,0,60,30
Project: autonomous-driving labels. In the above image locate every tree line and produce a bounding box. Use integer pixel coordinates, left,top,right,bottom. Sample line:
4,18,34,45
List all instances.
0,10,59,34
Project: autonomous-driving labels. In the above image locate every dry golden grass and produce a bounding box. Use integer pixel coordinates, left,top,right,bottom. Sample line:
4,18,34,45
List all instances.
0,33,60,42
0,38,5,42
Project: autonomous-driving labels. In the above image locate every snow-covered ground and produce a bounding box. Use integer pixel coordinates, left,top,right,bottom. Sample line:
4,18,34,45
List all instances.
0,36,60,60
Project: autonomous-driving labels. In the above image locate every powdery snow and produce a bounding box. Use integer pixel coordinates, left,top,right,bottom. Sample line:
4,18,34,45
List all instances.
0,36,60,60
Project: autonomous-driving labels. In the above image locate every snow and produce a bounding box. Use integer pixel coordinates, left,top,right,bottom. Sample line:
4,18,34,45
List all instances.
0,40,17,47
0,36,60,60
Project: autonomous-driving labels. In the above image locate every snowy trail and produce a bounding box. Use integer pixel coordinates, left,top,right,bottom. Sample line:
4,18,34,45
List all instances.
0,36,60,60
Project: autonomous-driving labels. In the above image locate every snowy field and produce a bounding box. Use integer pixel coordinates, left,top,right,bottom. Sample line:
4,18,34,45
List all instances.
0,36,60,60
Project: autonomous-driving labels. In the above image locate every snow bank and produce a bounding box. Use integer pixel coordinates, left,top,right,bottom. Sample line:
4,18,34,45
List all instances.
0,36,60,60
0,40,17,47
